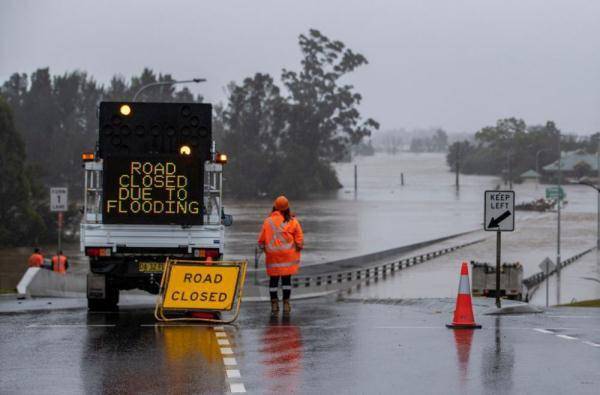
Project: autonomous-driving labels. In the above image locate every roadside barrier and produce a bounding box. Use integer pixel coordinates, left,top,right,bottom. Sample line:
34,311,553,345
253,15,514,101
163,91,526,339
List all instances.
286,238,485,290
522,247,595,300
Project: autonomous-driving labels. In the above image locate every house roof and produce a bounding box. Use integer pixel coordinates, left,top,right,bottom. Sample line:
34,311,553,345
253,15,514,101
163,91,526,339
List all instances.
543,150,599,172
520,169,540,178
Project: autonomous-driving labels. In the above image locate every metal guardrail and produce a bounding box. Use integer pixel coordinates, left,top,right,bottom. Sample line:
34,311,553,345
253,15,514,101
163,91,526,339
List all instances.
283,238,486,289
522,247,595,296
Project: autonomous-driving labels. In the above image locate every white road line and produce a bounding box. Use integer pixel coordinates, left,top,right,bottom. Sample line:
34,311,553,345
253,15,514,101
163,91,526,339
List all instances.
214,328,247,392
26,324,116,328
220,347,234,355
230,383,246,393
582,341,600,348
374,326,445,329
533,328,555,334
547,315,596,319
556,334,578,341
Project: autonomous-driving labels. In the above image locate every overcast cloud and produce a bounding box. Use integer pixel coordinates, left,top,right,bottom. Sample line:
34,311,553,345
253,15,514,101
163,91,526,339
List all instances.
1,0,599,134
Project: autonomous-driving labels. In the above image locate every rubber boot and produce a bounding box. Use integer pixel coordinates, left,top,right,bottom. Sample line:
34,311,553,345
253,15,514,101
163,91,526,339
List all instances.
271,300,279,315
283,300,291,315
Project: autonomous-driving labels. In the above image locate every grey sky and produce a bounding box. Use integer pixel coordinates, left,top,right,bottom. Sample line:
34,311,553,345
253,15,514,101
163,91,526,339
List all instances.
1,0,599,134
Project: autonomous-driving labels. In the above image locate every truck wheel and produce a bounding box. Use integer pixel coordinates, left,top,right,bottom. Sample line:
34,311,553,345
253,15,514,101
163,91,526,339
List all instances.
87,276,119,311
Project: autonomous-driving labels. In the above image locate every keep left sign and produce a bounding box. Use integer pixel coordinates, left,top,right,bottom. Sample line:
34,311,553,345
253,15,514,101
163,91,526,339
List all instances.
484,190,515,232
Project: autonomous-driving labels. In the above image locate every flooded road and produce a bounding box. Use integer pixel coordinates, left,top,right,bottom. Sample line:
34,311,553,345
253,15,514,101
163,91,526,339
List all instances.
2,152,599,303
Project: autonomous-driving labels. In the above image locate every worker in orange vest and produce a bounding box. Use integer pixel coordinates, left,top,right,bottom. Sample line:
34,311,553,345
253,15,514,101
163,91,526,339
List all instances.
51,251,69,274
28,248,44,268
258,196,304,315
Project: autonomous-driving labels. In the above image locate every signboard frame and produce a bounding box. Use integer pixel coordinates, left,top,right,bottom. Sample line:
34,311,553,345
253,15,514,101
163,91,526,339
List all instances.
50,187,68,212
484,190,515,232
155,259,247,323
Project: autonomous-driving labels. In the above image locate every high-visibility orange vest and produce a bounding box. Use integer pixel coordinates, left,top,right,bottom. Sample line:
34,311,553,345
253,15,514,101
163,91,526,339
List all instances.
28,253,44,268
258,211,303,276
52,255,67,274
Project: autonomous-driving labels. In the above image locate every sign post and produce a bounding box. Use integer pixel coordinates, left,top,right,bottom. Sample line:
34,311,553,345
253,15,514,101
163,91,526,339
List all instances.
50,187,68,252
484,190,515,308
539,257,555,308
155,259,247,323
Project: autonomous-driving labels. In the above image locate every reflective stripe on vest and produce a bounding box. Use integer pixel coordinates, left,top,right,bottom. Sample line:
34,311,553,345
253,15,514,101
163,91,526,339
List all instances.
265,218,294,252
266,260,299,269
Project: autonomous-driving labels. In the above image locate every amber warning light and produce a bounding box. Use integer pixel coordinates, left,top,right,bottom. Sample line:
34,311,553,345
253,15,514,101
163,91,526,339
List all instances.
82,152,95,162
119,104,132,116
216,153,228,164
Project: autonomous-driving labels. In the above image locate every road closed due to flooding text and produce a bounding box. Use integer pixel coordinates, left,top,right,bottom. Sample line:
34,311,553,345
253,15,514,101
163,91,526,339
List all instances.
162,264,240,310
102,157,203,225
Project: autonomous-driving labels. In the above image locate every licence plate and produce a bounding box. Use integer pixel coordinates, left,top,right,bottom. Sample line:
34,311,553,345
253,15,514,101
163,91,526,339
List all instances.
138,262,164,273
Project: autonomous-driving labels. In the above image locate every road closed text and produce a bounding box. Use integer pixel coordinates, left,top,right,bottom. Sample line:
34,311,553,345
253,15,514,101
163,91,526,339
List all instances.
162,265,240,310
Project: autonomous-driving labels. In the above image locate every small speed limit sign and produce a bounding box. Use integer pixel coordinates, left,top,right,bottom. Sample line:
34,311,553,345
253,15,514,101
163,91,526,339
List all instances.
50,187,68,212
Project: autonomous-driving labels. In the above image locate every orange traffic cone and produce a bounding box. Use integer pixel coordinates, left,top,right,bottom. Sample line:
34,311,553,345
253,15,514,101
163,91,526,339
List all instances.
446,262,482,329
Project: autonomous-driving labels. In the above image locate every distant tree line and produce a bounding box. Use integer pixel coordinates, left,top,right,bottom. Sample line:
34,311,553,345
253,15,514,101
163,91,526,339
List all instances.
409,129,448,153
0,29,377,246
446,118,600,182
372,128,448,154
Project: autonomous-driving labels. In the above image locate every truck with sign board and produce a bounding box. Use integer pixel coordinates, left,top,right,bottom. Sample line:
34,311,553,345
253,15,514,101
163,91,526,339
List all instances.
80,102,232,310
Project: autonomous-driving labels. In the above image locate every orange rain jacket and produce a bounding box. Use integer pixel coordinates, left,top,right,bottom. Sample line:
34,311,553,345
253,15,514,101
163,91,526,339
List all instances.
51,255,67,274
28,253,44,268
258,211,304,277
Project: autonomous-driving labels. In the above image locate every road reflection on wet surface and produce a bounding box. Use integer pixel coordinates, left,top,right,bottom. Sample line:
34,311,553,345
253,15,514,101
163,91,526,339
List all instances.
2,296,599,394
81,312,227,394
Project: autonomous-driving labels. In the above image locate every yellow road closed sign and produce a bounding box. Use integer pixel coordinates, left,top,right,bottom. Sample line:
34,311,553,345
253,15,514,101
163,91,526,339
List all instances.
162,263,241,311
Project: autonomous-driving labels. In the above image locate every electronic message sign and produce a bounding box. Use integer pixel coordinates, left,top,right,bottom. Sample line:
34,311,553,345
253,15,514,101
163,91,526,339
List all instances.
102,156,203,225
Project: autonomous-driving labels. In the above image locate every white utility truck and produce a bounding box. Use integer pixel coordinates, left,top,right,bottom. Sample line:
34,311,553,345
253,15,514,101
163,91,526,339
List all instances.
80,102,231,310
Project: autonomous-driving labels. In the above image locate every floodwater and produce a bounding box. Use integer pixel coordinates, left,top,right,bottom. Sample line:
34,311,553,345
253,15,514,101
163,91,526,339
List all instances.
2,152,598,293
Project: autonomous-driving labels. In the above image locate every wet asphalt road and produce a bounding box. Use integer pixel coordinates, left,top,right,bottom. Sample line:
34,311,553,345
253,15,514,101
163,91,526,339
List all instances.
2,297,600,394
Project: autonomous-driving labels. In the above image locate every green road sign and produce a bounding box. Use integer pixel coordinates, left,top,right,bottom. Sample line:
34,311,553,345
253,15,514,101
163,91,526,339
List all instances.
545,186,565,200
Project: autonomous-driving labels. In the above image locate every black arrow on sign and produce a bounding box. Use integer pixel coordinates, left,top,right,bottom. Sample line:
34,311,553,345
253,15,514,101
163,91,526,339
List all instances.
488,210,511,228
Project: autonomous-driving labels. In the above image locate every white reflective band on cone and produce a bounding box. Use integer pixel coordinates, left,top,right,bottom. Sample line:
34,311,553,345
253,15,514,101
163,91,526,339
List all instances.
458,275,471,294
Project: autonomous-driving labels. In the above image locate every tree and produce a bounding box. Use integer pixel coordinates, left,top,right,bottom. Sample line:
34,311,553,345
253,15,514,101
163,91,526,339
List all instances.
431,129,448,152
276,29,379,197
219,73,286,198
574,161,592,179
0,95,44,246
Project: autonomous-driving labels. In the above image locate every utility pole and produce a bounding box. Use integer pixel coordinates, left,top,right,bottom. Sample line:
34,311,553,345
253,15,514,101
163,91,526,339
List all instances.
354,164,358,195
556,132,562,305
507,151,513,190
455,142,460,190
597,136,600,249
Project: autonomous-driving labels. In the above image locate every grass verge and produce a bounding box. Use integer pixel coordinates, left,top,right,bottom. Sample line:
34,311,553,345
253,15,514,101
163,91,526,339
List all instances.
561,299,600,307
